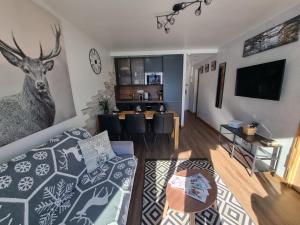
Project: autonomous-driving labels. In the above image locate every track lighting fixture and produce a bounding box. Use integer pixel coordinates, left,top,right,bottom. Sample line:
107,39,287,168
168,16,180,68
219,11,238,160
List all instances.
156,0,212,33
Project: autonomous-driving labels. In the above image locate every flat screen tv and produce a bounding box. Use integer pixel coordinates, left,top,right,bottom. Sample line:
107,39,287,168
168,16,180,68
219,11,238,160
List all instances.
235,59,286,101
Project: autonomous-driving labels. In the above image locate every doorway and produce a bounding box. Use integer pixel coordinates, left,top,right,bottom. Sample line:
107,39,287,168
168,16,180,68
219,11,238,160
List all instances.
188,68,199,113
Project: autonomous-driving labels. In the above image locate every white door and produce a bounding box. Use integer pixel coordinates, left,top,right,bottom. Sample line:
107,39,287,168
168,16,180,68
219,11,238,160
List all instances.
188,68,199,112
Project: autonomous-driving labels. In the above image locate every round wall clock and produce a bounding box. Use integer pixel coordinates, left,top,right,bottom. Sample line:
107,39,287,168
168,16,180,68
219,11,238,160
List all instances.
89,48,102,74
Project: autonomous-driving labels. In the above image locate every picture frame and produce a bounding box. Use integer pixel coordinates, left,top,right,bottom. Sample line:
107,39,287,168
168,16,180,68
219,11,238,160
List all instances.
211,60,216,71
199,66,204,74
215,62,227,108
205,64,209,73
243,15,300,57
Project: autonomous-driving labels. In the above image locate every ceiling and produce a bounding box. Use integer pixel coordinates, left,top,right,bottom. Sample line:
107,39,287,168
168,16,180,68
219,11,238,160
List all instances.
42,0,300,52
188,53,215,66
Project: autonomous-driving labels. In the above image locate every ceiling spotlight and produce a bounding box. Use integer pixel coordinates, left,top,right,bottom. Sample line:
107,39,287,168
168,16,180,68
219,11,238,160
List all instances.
157,21,163,29
156,0,212,33
165,27,170,34
204,0,212,5
195,5,201,16
168,17,175,25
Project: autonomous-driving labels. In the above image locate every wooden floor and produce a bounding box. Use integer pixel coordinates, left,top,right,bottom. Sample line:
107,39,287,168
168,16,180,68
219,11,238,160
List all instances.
126,111,300,225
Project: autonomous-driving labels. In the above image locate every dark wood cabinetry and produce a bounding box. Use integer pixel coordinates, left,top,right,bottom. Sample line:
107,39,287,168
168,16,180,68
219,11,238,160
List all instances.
115,57,163,85
114,55,183,117
163,55,183,117
144,57,163,72
131,58,144,85
115,58,131,85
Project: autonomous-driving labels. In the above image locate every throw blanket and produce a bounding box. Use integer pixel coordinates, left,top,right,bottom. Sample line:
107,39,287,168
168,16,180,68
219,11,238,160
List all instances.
0,128,137,225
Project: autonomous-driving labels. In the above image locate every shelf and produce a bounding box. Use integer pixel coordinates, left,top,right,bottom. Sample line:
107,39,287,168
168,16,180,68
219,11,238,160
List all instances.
219,124,282,176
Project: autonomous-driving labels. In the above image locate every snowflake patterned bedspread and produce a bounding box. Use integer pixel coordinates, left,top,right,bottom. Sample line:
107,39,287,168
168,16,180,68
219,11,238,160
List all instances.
0,128,137,225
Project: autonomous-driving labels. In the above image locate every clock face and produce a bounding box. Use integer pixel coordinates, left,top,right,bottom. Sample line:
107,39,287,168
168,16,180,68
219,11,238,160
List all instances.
89,48,101,74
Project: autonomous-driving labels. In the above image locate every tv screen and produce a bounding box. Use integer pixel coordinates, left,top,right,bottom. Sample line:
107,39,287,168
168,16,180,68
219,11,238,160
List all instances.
235,59,286,101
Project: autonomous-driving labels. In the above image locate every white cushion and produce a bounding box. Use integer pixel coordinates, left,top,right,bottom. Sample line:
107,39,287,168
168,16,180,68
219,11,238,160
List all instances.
78,130,116,173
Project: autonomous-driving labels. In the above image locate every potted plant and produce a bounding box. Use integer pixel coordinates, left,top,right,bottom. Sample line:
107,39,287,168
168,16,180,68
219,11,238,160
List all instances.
99,96,109,114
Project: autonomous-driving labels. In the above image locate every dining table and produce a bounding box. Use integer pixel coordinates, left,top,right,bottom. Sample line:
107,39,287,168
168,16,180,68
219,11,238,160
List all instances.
99,110,180,149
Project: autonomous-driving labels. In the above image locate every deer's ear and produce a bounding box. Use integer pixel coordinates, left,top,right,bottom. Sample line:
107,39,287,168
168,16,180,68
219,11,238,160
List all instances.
0,50,22,67
44,60,54,72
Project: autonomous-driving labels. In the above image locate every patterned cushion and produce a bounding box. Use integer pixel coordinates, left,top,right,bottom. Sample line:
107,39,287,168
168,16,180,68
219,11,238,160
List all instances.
0,128,137,225
78,130,116,173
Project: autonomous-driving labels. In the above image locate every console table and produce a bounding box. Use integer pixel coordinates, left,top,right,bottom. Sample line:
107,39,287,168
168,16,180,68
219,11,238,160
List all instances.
219,124,282,176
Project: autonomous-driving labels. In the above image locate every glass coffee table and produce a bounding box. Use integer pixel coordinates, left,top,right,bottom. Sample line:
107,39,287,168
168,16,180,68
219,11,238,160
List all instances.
163,168,218,225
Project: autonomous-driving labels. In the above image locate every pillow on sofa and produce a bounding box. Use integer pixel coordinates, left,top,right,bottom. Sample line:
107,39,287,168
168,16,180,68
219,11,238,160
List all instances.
78,130,116,173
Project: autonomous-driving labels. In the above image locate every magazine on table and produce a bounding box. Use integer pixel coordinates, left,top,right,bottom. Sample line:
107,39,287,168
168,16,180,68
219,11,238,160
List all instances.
186,188,209,203
169,174,211,190
168,172,212,203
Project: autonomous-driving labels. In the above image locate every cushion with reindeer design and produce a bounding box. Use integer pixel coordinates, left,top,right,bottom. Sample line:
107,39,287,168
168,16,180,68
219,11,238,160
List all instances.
78,130,116,173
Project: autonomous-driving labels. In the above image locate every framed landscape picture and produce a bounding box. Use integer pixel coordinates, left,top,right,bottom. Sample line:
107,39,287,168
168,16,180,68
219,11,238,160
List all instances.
215,62,227,108
199,66,204,74
243,15,300,57
211,60,217,71
205,64,209,73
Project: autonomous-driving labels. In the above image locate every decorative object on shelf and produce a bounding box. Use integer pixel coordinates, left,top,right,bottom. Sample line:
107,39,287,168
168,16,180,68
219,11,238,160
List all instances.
260,139,280,147
228,120,244,129
211,60,216,71
215,62,226,108
156,0,212,33
243,122,259,136
199,66,204,74
205,64,209,73
137,90,144,101
144,91,151,100
243,15,300,57
89,48,102,74
159,90,163,101
99,96,109,114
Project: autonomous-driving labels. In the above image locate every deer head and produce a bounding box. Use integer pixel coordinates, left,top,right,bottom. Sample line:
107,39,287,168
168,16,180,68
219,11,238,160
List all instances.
0,25,61,93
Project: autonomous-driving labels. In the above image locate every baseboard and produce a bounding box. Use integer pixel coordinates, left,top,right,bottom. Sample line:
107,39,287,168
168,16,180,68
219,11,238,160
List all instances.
195,116,219,135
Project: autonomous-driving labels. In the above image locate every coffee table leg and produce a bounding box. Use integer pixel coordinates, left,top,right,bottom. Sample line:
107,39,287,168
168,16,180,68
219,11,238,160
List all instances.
163,200,169,218
189,213,196,225
212,200,218,210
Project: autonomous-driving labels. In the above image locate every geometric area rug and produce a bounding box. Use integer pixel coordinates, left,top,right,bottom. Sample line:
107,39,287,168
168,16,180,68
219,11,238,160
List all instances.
142,159,256,225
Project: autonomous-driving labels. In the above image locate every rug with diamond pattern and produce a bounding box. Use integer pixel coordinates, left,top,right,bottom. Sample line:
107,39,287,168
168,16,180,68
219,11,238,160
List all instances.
142,159,256,225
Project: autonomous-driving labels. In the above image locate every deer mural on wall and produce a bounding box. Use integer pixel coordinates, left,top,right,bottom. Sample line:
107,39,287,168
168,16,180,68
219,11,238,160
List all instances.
0,26,62,147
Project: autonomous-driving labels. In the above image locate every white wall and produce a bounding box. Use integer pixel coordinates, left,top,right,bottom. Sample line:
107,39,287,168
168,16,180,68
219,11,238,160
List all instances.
195,56,218,120
0,1,113,163
195,5,300,177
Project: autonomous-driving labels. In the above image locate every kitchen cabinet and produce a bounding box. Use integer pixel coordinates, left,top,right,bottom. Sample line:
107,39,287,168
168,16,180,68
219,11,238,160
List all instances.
131,58,144,85
163,55,183,117
115,58,131,85
144,57,163,72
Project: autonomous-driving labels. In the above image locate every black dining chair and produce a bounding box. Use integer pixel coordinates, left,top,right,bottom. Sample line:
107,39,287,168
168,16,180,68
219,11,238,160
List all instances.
124,113,148,149
98,114,122,140
152,113,174,145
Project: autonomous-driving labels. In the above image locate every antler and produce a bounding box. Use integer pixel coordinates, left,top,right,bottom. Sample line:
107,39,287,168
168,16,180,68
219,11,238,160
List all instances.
0,32,26,58
39,25,61,61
